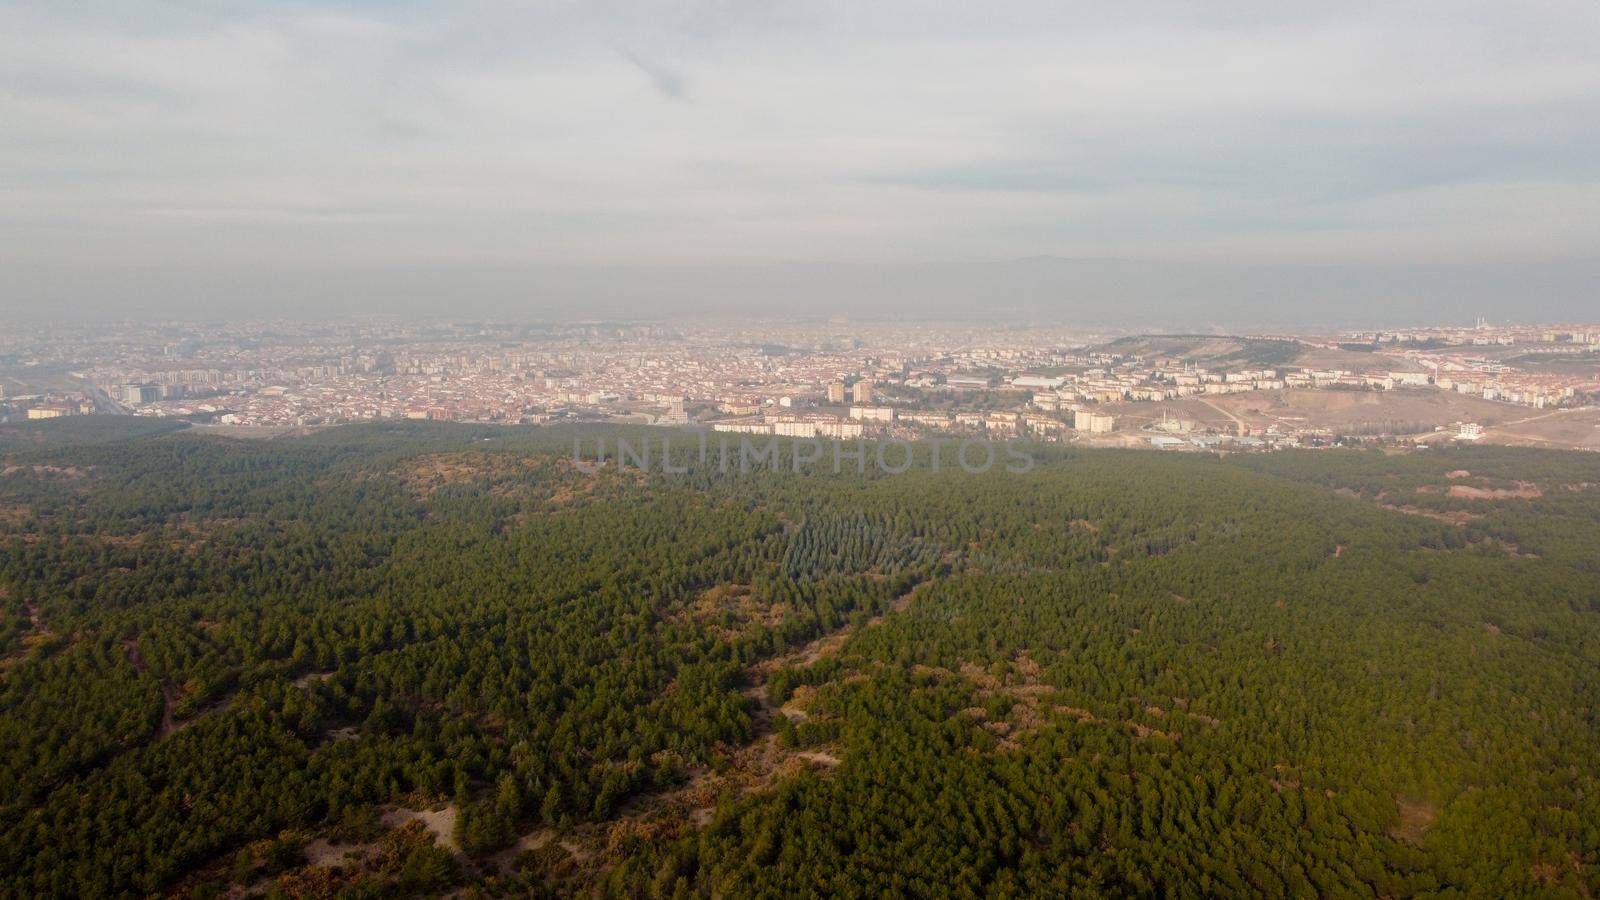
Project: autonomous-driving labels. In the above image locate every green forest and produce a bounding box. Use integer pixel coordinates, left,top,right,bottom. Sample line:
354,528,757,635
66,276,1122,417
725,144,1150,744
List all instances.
1,417,1597,898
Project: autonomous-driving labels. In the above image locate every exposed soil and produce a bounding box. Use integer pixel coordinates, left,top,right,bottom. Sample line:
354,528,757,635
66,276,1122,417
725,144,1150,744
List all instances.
1382,505,1483,525
1390,797,1437,844
293,670,335,688
1444,483,1542,500
495,580,932,881
381,805,459,849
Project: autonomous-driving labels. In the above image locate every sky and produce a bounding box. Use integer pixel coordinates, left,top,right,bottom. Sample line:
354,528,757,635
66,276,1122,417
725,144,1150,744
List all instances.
2,0,1598,324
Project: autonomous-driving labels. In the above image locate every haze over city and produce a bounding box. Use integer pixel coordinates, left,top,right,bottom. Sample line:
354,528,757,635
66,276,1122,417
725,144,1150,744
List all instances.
4,0,1598,324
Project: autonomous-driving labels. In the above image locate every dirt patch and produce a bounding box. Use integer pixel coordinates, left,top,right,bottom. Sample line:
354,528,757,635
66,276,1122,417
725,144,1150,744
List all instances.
121,643,190,737
393,452,546,498
1,599,51,667
1485,539,1538,559
0,503,33,526
558,581,935,877
486,827,560,875
1119,387,1519,439
785,630,852,667
0,464,94,480
671,584,785,640
754,582,929,674
1445,483,1542,500
1382,504,1483,525
158,683,182,737
779,684,814,721
1481,407,1600,450
293,670,335,688
380,804,458,849
122,639,200,739
915,656,1122,751
1390,797,1436,844
123,638,147,673
304,837,368,868
1128,721,1178,741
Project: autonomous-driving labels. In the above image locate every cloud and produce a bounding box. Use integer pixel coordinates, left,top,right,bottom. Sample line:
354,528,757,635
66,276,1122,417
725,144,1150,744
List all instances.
618,48,687,100
0,0,1597,319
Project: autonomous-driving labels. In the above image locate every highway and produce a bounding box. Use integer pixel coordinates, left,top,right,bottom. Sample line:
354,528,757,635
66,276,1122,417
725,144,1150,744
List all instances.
82,382,134,415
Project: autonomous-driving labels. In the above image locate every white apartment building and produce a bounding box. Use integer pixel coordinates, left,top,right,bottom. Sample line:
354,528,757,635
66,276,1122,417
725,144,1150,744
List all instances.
1076,411,1115,433
849,406,896,423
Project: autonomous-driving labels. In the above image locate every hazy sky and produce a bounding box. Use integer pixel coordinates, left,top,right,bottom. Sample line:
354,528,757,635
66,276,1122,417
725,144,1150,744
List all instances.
3,1,1598,321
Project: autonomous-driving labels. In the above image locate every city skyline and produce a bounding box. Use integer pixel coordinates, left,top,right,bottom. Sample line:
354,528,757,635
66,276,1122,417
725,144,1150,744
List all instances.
6,315,1598,453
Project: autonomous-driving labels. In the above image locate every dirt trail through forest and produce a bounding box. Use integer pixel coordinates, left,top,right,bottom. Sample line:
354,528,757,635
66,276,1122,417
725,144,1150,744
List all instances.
504,578,930,876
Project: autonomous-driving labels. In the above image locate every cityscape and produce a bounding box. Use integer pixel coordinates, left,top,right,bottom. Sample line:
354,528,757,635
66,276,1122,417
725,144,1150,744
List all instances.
5,318,1599,452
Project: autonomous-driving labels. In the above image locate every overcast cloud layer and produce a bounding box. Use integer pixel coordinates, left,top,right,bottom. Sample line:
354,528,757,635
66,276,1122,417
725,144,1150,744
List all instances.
2,1,1598,322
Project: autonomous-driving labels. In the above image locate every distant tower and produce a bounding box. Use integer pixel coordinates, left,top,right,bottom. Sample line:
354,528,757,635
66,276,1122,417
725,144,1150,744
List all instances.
827,381,847,404
852,380,873,404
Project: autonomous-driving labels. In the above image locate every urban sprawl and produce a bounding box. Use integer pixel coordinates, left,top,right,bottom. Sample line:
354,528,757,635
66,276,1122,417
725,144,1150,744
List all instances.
4,319,1599,452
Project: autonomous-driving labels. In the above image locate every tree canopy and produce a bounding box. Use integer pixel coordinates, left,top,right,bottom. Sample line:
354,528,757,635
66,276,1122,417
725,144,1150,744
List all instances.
0,420,1595,897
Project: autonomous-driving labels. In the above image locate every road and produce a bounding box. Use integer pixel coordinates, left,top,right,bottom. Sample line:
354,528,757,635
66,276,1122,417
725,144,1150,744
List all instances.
82,382,133,415
1197,397,1251,436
